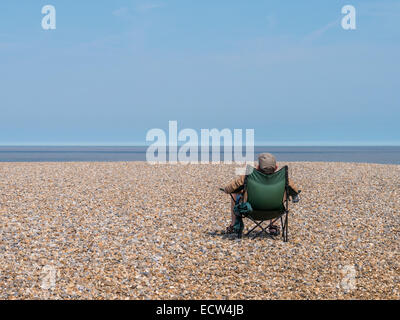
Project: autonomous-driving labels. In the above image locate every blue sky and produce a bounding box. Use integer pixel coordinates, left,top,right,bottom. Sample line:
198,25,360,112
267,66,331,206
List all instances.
0,0,399,145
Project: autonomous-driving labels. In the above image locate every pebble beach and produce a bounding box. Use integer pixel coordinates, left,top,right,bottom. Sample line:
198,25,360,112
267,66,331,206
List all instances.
0,161,399,299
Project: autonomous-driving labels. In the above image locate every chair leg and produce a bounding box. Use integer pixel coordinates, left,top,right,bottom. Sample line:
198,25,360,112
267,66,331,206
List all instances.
280,213,289,242
245,217,262,236
252,223,270,239
245,218,272,239
245,216,288,240
245,224,258,236
284,212,288,242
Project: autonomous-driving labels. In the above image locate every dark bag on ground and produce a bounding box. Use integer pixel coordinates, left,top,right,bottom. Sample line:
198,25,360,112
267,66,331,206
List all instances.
233,196,253,235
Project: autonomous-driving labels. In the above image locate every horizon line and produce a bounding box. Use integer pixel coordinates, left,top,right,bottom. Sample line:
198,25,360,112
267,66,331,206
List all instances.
0,144,399,147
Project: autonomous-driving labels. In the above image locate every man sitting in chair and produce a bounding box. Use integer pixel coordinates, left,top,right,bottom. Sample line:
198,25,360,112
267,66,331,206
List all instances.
222,153,300,236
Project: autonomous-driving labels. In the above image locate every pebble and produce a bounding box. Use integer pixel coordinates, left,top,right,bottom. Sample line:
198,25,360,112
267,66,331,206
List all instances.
0,161,399,299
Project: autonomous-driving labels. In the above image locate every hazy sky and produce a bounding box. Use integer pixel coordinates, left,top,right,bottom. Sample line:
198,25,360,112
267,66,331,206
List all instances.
0,0,399,145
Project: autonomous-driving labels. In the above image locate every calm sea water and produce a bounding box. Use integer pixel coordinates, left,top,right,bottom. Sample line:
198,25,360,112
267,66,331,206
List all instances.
0,146,399,164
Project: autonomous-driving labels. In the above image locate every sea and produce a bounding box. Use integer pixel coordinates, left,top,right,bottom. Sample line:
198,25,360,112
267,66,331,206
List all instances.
0,146,399,164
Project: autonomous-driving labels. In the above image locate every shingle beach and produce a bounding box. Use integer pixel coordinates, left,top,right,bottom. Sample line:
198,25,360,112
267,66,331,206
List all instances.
0,162,399,299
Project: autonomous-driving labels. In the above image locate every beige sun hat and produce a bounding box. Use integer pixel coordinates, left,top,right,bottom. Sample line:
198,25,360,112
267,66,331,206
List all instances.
258,153,277,174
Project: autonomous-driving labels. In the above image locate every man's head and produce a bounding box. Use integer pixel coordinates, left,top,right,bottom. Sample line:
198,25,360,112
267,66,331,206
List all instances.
257,153,277,174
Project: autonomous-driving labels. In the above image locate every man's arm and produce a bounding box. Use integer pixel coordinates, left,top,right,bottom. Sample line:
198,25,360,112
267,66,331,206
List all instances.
288,178,300,197
223,175,246,194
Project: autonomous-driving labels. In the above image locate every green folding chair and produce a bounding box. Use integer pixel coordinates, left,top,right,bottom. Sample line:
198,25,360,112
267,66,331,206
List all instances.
236,165,290,241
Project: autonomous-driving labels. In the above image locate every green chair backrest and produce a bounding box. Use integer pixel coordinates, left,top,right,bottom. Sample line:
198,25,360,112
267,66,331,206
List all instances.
246,165,287,212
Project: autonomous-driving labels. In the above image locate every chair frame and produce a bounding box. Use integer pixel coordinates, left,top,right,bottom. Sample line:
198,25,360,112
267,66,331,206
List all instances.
231,166,290,242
